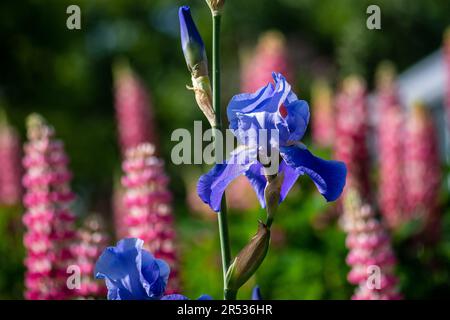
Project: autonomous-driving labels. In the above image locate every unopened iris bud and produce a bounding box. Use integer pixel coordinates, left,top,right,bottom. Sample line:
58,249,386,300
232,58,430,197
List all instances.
178,6,215,127
226,221,270,293
178,6,207,77
205,0,225,15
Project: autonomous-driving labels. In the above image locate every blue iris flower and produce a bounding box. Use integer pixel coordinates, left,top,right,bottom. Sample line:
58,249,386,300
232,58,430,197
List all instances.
198,73,347,211
95,238,211,300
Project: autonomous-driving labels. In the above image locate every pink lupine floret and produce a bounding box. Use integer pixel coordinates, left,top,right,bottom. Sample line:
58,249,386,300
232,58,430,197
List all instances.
342,191,402,300
22,114,77,300
121,143,180,293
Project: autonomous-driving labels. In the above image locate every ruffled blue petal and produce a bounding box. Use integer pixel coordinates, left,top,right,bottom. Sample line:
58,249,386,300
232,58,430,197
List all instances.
95,238,169,300
280,145,347,202
234,111,289,151
279,160,301,202
198,147,257,212
284,99,310,143
244,162,267,208
228,83,275,132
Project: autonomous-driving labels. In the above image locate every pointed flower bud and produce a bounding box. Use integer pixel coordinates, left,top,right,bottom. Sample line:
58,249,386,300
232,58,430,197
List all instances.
179,6,207,77
179,6,215,127
206,0,225,15
226,221,270,292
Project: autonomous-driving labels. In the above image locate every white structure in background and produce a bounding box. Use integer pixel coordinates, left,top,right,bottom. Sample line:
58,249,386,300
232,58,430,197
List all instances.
395,49,448,162
395,48,449,187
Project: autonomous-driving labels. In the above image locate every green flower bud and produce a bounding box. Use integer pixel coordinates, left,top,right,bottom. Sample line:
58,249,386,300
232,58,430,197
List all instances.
226,221,270,292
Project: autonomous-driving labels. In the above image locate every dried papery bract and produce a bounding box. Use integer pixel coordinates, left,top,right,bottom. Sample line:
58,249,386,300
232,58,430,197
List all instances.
206,0,225,15
342,190,402,300
334,76,371,199
22,114,77,300
121,143,180,293
375,63,405,229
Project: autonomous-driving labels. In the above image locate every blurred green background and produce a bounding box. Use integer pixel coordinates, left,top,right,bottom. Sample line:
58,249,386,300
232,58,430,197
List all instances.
0,0,450,299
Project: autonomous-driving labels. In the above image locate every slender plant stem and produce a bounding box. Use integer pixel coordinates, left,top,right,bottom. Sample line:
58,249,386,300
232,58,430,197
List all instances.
212,13,233,300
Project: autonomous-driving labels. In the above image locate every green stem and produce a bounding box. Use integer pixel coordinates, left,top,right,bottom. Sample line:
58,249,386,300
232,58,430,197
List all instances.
212,13,233,300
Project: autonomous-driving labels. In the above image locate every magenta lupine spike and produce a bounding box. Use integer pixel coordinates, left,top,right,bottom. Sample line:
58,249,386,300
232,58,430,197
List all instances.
241,31,293,92
121,143,180,293
334,76,371,199
73,215,109,299
0,121,22,205
342,191,402,300
404,104,441,239
376,64,405,228
114,61,158,156
311,80,335,148
22,114,77,300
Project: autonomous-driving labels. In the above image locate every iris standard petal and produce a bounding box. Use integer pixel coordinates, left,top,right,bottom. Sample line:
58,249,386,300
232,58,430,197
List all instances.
280,145,347,202
197,147,257,212
95,238,149,300
227,83,275,131
284,99,310,143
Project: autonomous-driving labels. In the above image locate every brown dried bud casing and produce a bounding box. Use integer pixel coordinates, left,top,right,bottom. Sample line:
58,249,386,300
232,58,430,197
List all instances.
188,75,216,127
206,0,225,15
264,171,284,226
226,221,270,291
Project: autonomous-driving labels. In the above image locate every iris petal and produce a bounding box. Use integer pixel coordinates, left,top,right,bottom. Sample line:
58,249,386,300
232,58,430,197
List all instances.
280,145,346,202
95,238,169,300
197,147,257,212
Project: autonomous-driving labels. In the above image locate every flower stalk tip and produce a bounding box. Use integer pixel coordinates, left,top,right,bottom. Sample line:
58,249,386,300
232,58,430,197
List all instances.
206,0,225,15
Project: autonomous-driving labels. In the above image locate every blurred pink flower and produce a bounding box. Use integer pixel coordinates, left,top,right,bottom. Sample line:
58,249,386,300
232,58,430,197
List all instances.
0,121,22,205
114,61,158,155
72,215,109,299
404,104,441,241
311,80,335,148
22,114,77,300
375,64,405,228
241,31,293,93
334,76,371,199
121,143,180,293
342,191,402,300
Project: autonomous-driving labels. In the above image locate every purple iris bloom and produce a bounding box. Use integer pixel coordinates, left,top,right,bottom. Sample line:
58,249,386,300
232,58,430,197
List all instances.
198,73,347,211
95,238,211,300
